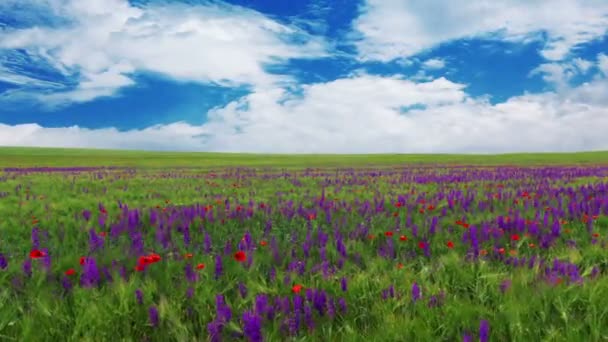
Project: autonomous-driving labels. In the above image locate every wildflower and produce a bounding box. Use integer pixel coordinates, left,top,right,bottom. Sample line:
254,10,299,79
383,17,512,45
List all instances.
135,289,144,305
259,240,268,247
479,320,490,342
511,234,520,241
29,249,45,259
80,256,87,265
397,263,404,269
234,251,247,262
399,235,408,241
196,263,205,270
148,306,160,328
446,241,454,249
418,242,426,249
242,311,263,342
385,231,393,237
411,282,421,302
65,268,76,276
184,253,193,259
292,284,303,294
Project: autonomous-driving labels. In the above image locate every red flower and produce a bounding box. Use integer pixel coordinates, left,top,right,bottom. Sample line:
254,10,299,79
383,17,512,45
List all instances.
592,233,600,238
367,234,375,240
135,264,146,272
259,240,268,247
149,253,161,263
393,212,399,217
196,263,205,270
395,202,403,208
427,205,435,211
292,284,303,294
308,214,316,220
80,256,86,265
385,231,393,237
98,231,107,237
396,263,404,269
511,234,520,241
462,223,470,228
234,251,247,262
65,268,76,276
418,208,425,214
498,248,505,254
184,253,193,259
399,235,407,241
418,242,426,249
29,249,45,259
446,241,454,249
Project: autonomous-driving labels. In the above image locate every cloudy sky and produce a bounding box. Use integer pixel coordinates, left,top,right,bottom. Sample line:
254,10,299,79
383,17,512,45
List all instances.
0,0,607,153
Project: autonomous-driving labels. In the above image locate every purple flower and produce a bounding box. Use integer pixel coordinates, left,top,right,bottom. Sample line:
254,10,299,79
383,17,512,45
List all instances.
479,320,490,342
135,289,143,305
499,279,512,294
148,306,159,327
242,311,263,342
214,254,223,279
411,282,421,302
0,253,8,269
340,277,348,292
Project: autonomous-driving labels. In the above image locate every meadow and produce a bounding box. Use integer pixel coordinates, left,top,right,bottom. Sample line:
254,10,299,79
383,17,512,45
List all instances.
0,147,607,341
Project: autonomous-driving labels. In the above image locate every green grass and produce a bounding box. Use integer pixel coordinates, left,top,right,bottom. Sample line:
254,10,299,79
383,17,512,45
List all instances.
1,146,608,168
0,150,607,341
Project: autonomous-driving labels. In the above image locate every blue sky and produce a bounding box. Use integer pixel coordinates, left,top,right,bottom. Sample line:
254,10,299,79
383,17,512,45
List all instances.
0,0,607,153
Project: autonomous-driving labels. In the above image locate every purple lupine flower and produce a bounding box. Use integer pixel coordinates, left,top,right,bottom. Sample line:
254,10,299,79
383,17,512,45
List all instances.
185,263,198,283
22,259,32,277
242,311,263,342
186,287,194,299
214,254,223,279
255,294,268,316
61,276,72,292
135,289,144,305
462,332,473,342
411,282,421,302
340,277,348,292
80,257,100,288
303,305,314,331
82,210,91,222
148,306,159,327
0,253,8,269
239,282,248,298
208,319,223,342
338,297,347,314
499,279,512,294
479,320,490,342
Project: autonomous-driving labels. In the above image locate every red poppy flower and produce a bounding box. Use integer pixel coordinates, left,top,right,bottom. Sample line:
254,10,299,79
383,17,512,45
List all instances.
308,214,316,220
259,240,268,247
29,249,45,259
462,223,470,228
98,231,107,237
368,234,375,240
292,284,303,294
399,235,407,241
385,231,393,237
393,212,399,217
65,268,76,276
418,242,426,249
80,256,87,265
395,202,402,208
511,234,520,241
196,263,205,270
396,263,404,269
446,241,454,249
135,264,146,272
149,253,161,263
528,243,536,248
592,233,600,238
234,251,246,262
184,253,193,259
427,205,435,211
498,248,505,254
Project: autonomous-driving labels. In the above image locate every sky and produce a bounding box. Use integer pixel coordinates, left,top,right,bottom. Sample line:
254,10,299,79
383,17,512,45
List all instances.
0,0,607,153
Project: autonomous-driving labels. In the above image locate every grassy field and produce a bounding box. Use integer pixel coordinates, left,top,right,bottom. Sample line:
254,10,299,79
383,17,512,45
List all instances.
1,146,608,168
0,148,607,341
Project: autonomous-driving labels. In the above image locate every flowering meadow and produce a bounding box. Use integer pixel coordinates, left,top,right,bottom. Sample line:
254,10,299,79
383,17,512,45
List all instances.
0,164,607,341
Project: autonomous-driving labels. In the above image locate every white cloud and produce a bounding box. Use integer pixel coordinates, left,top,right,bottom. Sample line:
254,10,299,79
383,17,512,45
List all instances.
422,58,445,70
530,56,596,89
2,72,607,153
0,0,329,104
598,53,608,76
352,0,608,62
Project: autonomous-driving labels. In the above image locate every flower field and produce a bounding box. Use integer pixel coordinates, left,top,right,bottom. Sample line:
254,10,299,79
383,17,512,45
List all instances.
1,163,607,341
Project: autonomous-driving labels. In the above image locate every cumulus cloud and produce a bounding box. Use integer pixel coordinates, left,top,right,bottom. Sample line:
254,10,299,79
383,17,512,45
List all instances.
422,58,445,70
352,0,608,62
0,0,329,105
2,70,607,153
